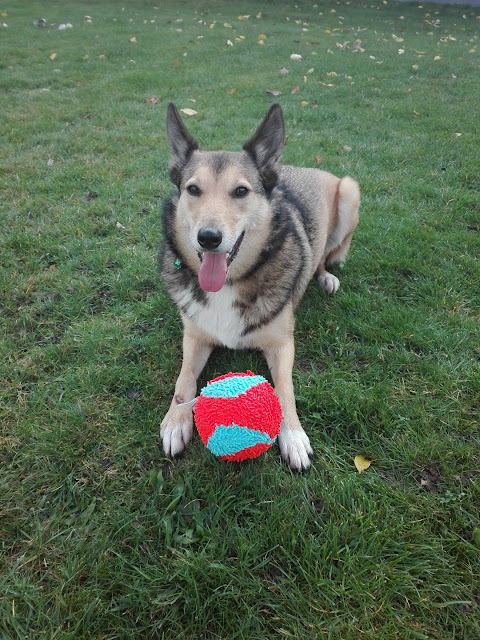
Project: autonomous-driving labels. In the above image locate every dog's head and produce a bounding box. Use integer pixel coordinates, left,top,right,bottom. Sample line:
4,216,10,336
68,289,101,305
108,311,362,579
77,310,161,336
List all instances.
165,103,285,292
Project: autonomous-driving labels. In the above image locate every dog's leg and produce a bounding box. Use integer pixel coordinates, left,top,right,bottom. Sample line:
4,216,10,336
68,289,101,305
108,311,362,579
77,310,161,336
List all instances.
316,262,341,294
264,337,313,471
161,325,213,458
317,175,360,295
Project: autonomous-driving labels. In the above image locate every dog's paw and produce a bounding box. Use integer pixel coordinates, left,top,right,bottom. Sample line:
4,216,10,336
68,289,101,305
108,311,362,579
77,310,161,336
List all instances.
160,406,193,458
278,429,313,472
318,272,340,294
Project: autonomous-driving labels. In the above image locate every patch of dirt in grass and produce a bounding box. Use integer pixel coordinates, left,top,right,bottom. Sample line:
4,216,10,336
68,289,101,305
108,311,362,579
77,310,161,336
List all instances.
416,462,442,493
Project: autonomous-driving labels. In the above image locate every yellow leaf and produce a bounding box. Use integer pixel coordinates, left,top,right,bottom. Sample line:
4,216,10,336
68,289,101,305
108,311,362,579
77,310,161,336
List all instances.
300,101,308,107
354,455,372,473
130,36,137,43
258,33,267,41
392,34,404,43
50,53,57,61
180,108,197,116
1,11,7,17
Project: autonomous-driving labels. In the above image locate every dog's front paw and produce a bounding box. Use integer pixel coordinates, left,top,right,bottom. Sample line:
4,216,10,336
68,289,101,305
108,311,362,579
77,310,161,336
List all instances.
160,405,194,458
318,272,340,294
278,429,313,472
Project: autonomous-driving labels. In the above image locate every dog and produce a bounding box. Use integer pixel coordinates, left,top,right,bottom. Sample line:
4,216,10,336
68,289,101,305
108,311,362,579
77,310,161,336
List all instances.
159,102,360,471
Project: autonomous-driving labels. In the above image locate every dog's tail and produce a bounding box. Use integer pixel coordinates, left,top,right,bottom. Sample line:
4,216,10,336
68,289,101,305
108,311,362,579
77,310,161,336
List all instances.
325,176,360,267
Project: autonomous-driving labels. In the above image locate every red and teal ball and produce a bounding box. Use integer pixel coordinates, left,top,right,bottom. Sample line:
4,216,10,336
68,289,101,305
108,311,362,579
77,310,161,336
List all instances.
194,371,282,462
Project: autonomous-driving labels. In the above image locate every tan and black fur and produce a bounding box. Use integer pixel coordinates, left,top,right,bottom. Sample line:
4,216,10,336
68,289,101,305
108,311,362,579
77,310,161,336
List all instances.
160,103,360,471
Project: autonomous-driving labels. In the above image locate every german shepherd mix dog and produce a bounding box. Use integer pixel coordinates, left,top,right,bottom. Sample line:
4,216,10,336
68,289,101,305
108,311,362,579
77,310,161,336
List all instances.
160,103,360,471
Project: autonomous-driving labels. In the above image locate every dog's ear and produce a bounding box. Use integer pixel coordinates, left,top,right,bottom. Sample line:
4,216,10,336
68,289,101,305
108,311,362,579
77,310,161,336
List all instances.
243,103,285,191
166,102,200,187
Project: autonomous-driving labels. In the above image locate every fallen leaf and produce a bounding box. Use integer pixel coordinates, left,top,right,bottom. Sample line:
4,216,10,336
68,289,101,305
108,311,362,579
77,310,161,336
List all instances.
454,133,462,137
392,34,404,43
291,85,299,95
147,96,159,104
280,67,289,74
353,40,365,52
412,64,419,71
227,39,233,46
326,71,338,77
116,221,126,230
258,33,267,41
227,88,236,95
290,53,302,61
354,455,372,473
129,36,137,43
316,155,323,164
266,89,282,96
343,145,352,152
300,100,308,107
434,55,441,61
50,53,57,61
180,108,197,116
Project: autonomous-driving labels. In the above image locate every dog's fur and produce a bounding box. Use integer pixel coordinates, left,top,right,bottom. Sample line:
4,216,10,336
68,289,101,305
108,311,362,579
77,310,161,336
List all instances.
160,103,360,470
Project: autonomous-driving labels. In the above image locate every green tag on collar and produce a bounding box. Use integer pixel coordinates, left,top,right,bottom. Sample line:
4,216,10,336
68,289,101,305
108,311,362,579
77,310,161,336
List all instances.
173,257,182,269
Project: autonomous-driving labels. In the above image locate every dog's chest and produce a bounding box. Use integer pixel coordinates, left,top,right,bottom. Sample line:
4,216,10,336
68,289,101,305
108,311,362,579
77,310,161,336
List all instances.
178,285,248,349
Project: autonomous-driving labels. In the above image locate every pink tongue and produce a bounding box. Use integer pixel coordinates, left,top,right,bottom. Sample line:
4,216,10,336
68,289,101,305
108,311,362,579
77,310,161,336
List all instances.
198,252,228,292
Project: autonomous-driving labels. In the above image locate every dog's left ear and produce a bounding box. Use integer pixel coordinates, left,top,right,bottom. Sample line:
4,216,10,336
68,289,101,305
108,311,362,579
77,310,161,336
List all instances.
243,103,285,191
166,102,200,187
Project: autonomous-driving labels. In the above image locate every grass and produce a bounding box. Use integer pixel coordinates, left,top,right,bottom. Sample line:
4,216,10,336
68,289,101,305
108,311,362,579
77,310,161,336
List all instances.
1,0,479,638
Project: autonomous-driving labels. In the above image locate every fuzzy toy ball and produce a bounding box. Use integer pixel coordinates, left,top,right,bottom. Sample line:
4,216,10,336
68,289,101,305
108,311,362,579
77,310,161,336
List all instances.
194,371,282,462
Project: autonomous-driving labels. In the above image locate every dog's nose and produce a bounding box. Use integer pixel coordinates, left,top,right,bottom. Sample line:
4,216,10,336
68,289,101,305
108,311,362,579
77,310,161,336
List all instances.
197,227,223,250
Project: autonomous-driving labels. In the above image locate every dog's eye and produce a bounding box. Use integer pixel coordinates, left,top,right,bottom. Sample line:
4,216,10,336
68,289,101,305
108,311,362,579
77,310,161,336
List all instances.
233,186,249,198
187,184,201,196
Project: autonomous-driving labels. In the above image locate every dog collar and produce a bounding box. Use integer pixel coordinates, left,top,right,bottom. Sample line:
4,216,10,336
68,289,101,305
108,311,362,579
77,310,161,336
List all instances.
173,257,182,269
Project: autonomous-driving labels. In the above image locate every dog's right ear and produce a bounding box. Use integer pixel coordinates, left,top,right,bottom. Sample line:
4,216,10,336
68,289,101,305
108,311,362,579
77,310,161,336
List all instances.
166,102,200,188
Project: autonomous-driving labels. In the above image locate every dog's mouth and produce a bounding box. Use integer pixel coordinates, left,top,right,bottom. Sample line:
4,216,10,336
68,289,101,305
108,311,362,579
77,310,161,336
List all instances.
197,231,245,293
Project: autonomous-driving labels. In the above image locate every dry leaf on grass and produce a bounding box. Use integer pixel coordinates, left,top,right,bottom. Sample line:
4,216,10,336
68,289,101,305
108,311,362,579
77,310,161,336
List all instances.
180,108,197,116
354,455,372,473
266,89,282,96
291,85,299,94
290,53,302,61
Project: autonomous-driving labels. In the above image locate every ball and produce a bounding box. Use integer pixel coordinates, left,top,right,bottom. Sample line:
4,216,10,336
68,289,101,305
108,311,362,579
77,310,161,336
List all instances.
194,371,282,462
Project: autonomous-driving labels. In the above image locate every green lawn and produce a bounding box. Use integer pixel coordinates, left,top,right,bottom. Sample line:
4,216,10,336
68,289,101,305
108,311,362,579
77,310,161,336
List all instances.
1,1,479,638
